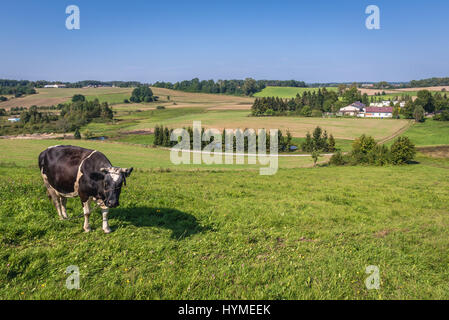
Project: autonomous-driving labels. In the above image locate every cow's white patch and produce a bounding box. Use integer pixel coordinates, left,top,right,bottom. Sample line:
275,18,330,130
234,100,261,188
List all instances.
110,173,121,182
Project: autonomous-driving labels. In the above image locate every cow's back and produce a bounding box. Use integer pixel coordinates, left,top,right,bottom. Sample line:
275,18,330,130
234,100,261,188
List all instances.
39,145,94,195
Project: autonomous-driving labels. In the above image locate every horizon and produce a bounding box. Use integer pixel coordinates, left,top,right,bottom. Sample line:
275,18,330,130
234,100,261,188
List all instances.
1,0,449,82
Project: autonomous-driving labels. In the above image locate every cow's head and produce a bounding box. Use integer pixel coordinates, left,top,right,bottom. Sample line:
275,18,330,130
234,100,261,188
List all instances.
99,167,133,208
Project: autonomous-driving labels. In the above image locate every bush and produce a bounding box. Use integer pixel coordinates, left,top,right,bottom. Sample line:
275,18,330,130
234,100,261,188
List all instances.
311,109,323,117
367,145,391,166
130,86,156,103
330,151,346,166
156,106,166,110
351,134,377,163
72,94,86,103
74,128,81,139
390,136,416,164
434,110,449,121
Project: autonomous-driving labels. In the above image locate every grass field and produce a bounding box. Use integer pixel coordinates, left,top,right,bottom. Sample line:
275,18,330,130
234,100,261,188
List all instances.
84,101,410,142
0,141,448,299
397,120,449,146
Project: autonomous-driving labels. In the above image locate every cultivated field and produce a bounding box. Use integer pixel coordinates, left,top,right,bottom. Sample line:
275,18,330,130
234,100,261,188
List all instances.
0,87,133,110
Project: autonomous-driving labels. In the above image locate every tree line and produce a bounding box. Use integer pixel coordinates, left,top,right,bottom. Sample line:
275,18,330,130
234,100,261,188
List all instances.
0,95,113,136
153,125,295,153
400,90,449,122
251,87,356,116
0,79,145,90
330,135,416,166
0,80,37,97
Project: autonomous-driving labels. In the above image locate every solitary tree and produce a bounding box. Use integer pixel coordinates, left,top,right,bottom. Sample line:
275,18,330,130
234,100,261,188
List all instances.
413,105,425,122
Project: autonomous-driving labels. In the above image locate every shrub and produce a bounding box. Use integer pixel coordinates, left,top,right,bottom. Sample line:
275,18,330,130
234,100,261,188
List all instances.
367,145,391,166
434,110,449,121
390,136,416,164
74,128,81,139
72,94,86,103
156,106,166,110
330,151,346,166
351,134,377,163
130,86,156,103
83,130,94,140
311,109,323,117
300,105,312,117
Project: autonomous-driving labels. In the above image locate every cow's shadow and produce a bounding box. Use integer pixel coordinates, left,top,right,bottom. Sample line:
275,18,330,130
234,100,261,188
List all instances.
109,206,211,239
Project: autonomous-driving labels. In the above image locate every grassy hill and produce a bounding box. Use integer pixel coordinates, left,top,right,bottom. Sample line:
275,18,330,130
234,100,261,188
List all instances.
0,140,448,299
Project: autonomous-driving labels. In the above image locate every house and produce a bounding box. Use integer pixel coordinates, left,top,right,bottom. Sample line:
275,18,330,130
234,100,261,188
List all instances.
364,107,393,118
44,84,66,88
339,101,365,116
370,100,405,108
7,117,20,122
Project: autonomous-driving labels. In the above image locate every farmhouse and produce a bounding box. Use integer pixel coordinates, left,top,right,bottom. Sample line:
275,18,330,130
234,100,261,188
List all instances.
339,101,365,116
44,84,66,88
364,107,393,118
370,101,406,108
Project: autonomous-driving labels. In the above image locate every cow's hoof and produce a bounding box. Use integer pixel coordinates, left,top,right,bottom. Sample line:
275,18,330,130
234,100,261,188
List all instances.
84,226,91,233
103,227,112,234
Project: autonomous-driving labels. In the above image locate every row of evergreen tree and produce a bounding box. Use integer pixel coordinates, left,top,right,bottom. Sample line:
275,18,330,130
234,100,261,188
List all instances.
153,125,294,153
301,127,336,153
251,88,340,116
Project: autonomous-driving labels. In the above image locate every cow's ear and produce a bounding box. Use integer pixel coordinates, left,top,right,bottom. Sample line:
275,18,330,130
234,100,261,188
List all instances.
100,168,110,174
121,167,133,177
90,172,105,181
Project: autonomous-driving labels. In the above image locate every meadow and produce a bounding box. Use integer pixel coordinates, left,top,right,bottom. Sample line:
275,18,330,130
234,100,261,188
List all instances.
0,140,448,299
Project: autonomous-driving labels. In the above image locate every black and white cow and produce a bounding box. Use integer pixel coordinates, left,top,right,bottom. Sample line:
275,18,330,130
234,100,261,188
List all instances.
38,145,133,233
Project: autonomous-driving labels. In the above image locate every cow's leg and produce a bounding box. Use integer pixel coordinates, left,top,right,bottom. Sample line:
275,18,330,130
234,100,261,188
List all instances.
102,209,111,234
59,197,68,219
83,201,91,232
48,189,64,220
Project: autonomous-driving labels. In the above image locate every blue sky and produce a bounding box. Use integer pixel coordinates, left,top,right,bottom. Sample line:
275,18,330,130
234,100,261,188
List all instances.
1,0,448,83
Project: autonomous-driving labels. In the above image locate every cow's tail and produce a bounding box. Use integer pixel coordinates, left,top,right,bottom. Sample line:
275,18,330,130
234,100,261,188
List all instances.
38,150,46,171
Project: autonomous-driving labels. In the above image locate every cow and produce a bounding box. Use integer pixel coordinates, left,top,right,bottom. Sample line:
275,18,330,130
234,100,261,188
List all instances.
38,145,133,233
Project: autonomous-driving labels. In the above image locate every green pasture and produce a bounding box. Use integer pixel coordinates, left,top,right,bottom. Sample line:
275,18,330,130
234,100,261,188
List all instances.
0,140,448,299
